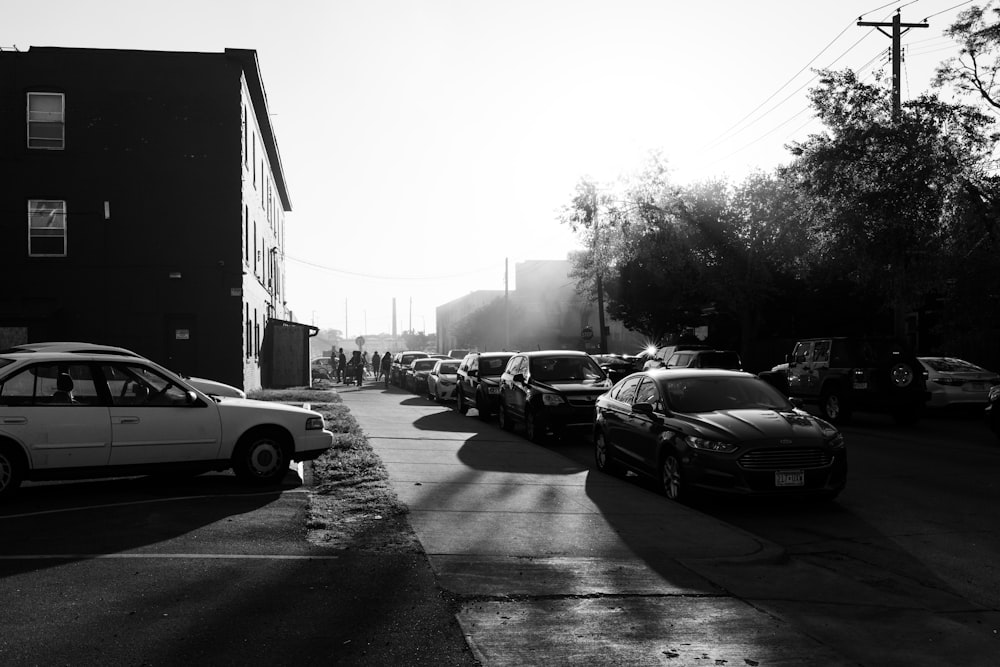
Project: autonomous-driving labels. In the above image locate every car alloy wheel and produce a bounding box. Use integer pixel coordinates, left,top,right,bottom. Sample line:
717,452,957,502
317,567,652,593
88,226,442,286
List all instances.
820,388,850,424
233,429,289,485
660,452,683,501
525,409,546,443
890,363,915,388
498,401,514,432
594,431,618,474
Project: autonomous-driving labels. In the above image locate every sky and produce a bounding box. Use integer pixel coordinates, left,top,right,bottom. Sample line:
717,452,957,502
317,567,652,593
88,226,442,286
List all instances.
4,0,981,336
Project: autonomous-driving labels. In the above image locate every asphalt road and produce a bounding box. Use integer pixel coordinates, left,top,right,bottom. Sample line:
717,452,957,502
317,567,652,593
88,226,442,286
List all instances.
339,384,1000,666
0,470,474,666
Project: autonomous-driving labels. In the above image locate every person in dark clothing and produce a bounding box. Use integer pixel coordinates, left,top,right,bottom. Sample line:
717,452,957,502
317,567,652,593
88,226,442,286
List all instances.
351,350,364,386
372,351,382,381
337,348,347,383
381,352,392,388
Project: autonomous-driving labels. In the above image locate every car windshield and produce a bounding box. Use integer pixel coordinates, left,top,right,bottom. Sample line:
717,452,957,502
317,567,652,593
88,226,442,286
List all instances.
413,360,437,371
439,362,460,374
480,355,512,376
531,356,605,382
664,376,791,413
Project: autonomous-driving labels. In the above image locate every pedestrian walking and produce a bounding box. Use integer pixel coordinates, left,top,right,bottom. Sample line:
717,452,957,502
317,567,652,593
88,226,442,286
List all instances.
352,350,364,386
372,351,382,381
337,348,347,384
362,351,370,378
381,352,392,388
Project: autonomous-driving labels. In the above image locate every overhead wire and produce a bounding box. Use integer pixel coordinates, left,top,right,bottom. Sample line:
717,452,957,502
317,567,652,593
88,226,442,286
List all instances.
693,1,970,173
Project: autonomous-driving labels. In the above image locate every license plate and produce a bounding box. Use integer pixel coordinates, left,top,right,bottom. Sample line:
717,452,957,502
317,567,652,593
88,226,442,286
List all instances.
487,386,499,394
964,382,986,392
852,382,868,390
775,470,805,487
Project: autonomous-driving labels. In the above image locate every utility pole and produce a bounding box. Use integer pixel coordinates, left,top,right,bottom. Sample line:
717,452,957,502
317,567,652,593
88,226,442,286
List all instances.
504,257,510,350
857,10,928,122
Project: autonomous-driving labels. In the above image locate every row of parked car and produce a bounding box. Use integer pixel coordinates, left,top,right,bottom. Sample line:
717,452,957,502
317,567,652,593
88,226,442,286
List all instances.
389,337,999,503
389,347,844,502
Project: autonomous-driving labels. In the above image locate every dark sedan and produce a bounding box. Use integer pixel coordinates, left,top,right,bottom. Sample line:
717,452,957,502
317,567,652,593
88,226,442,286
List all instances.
594,369,847,502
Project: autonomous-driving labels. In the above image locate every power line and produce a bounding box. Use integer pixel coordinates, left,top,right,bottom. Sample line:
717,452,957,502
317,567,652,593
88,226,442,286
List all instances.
285,254,506,282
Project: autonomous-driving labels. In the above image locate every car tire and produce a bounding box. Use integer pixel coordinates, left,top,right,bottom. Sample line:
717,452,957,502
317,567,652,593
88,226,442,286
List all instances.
525,408,547,443
890,362,915,388
594,430,619,475
659,450,685,501
819,386,851,424
0,443,25,500
457,389,469,415
476,391,492,421
498,400,514,432
232,428,290,486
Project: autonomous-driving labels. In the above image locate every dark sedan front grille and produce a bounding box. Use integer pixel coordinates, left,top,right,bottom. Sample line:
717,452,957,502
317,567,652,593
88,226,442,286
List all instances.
739,448,832,470
566,394,601,408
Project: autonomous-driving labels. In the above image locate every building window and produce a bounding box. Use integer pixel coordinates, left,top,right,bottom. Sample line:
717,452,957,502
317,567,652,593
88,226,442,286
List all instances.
27,93,65,150
28,199,67,257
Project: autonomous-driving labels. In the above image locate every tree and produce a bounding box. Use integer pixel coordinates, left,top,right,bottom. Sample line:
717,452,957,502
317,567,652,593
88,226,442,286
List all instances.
934,2,1000,111
786,69,998,335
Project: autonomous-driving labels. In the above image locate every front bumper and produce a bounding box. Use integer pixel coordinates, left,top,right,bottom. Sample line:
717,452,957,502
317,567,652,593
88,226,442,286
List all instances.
681,449,847,497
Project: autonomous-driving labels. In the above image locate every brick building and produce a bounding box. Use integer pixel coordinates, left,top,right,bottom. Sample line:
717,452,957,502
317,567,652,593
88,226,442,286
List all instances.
0,46,294,391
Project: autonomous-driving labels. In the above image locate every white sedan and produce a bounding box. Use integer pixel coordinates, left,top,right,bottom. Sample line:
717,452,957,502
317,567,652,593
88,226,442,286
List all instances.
427,359,460,401
0,350,333,499
918,356,999,408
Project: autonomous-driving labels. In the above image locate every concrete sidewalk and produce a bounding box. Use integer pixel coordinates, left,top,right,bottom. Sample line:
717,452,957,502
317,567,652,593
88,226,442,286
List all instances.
338,386,857,666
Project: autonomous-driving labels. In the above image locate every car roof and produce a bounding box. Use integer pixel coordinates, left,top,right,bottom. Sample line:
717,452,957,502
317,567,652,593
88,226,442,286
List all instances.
642,368,755,380
519,350,590,357
0,349,154,364
1,341,141,356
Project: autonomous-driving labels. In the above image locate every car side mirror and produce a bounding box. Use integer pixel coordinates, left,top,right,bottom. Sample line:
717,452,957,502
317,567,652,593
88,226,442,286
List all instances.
468,369,478,378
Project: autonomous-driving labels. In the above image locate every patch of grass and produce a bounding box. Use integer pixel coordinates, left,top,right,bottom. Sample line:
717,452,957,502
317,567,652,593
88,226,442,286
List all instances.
251,386,418,551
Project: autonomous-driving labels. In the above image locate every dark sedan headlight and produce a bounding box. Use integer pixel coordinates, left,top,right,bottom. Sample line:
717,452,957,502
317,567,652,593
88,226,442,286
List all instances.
816,419,845,448
306,416,325,430
684,435,738,454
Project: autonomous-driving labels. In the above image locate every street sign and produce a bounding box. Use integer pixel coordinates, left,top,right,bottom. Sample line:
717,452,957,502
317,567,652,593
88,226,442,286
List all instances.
581,326,593,340
355,336,365,348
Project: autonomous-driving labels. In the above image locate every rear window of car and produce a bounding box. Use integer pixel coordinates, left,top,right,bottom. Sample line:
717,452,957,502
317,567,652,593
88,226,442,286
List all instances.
480,355,512,376
413,359,437,370
438,362,460,374
401,354,427,364
698,352,741,369
530,355,604,381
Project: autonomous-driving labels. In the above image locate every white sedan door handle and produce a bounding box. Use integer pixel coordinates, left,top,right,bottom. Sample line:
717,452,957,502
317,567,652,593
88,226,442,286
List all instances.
115,416,140,425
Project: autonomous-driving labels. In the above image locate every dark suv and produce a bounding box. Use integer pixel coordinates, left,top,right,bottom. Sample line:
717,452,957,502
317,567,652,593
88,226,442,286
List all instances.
779,336,928,424
497,350,612,442
455,352,514,420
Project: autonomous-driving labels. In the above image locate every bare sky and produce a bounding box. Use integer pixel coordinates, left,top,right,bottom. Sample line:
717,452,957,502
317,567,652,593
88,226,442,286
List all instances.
4,0,977,335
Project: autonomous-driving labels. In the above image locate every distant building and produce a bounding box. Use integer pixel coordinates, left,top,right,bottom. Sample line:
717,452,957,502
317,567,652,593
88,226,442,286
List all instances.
435,260,645,354
0,46,295,391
